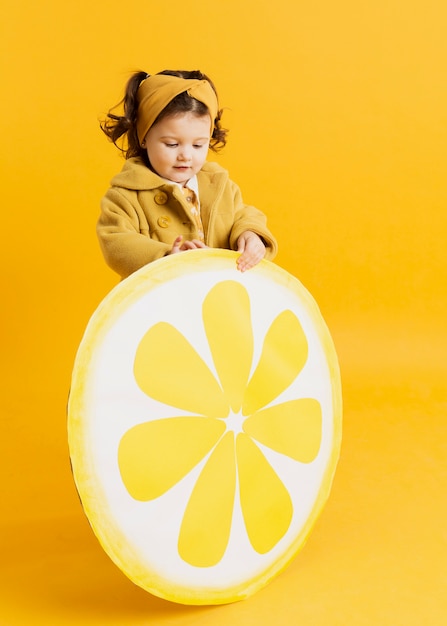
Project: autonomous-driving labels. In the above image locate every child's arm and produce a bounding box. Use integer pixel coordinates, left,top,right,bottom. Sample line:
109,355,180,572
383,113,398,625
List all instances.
97,189,173,279
226,182,278,265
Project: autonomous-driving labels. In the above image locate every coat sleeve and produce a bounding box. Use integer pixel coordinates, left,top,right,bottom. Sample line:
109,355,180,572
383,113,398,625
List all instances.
227,182,278,260
97,187,171,279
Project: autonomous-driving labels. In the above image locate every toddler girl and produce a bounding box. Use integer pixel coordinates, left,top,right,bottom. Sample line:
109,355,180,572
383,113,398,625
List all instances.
97,69,277,279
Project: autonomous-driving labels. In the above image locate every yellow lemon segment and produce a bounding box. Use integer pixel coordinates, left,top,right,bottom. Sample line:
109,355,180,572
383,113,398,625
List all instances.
68,249,342,605
203,281,253,412
134,321,228,417
236,433,293,554
118,417,226,500
243,399,322,463
178,431,236,567
242,310,308,415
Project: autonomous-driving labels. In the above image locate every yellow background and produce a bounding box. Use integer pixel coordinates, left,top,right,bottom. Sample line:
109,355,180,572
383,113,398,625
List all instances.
1,0,446,624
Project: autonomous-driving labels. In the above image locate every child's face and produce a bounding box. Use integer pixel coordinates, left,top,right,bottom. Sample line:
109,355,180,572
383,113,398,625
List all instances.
144,112,211,185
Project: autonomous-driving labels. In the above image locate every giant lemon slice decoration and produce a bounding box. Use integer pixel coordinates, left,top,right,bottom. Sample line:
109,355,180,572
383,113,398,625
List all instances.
68,250,342,605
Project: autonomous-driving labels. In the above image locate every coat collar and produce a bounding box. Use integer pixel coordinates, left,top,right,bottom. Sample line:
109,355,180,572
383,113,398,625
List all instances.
110,157,228,192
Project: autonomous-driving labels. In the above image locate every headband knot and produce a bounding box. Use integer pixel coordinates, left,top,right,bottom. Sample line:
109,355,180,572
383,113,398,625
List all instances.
136,74,219,145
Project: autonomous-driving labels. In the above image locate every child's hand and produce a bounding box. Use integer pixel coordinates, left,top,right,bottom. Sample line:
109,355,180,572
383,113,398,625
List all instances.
170,235,208,255
236,231,266,272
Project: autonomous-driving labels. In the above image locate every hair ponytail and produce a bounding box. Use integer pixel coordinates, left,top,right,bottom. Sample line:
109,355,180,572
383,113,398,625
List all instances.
100,70,148,159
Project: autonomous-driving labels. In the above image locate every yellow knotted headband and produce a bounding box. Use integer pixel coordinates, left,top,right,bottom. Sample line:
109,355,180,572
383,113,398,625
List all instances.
136,74,219,145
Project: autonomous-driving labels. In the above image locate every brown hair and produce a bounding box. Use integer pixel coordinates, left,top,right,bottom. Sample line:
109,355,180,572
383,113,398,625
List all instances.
100,69,228,160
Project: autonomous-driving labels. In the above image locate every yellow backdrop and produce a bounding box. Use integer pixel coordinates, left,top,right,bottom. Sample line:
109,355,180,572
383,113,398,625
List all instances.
1,0,446,624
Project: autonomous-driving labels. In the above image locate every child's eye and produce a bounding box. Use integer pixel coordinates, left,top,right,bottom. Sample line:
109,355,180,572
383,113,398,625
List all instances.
193,144,205,149
165,143,178,148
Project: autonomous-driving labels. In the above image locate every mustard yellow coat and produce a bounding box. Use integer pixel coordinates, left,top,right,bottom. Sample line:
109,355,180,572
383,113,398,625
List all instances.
97,157,278,279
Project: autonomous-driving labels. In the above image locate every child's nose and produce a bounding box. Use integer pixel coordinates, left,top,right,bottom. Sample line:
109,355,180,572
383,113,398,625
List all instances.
178,147,192,161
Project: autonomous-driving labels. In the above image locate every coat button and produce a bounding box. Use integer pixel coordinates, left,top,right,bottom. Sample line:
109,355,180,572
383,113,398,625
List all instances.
157,216,171,228
154,192,168,205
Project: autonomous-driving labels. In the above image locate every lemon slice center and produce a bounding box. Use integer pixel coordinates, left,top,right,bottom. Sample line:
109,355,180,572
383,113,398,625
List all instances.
220,411,245,435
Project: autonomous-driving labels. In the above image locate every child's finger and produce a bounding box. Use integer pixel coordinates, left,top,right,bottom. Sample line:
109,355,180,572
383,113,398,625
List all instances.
191,240,208,248
170,235,183,254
